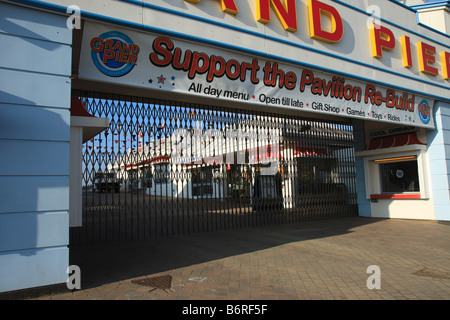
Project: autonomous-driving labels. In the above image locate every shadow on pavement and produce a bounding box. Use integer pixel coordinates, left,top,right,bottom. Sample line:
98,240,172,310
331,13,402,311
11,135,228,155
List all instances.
69,216,381,289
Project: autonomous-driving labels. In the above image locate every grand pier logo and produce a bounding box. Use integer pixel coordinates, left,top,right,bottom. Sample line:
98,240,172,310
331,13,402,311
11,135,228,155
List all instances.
90,31,140,77
418,99,431,124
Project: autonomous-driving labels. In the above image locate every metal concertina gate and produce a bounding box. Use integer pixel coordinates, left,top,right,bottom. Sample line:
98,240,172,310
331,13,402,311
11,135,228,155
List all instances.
70,91,358,245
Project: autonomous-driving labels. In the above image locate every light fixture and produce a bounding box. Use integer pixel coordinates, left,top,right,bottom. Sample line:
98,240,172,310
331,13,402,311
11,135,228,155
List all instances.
374,156,417,163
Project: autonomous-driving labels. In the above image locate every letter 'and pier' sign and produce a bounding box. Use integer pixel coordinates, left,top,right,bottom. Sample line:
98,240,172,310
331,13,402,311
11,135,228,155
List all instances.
78,0,449,128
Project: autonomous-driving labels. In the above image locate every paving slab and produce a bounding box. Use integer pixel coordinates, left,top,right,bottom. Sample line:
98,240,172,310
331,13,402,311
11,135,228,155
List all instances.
29,217,449,301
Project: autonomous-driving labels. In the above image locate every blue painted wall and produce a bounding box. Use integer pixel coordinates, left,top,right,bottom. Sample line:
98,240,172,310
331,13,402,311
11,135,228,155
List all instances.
353,119,371,217
427,101,450,221
0,2,72,292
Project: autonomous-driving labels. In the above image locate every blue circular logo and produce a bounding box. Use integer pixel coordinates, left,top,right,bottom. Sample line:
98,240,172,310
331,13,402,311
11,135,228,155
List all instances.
417,99,431,124
90,31,139,77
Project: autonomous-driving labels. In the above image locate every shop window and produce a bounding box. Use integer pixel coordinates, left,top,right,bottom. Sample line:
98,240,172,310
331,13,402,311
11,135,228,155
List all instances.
191,167,214,196
375,156,420,194
191,167,213,184
356,142,429,200
154,164,169,183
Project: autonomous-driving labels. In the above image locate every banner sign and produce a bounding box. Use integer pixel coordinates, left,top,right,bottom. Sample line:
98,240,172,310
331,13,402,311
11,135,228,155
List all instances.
78,22,435,129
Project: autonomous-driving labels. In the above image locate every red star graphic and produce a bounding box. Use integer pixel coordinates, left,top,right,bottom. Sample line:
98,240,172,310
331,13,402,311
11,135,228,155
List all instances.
158,75,166,84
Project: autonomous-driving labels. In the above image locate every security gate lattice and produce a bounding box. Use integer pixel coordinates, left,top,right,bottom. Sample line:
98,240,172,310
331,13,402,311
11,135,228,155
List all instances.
70,91,358,244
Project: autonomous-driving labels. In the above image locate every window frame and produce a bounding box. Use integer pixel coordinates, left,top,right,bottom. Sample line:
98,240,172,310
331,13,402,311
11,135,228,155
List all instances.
376,156,420,195
363,149,430,200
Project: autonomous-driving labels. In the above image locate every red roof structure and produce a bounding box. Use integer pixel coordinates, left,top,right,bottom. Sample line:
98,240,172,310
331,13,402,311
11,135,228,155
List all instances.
367,133,426,150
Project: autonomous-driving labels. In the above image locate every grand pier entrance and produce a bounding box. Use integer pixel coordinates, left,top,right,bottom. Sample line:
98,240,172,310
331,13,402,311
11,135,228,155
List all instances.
70,91,358,244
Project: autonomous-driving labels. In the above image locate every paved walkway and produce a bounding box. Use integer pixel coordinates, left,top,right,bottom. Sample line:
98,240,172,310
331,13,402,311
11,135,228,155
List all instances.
34,217,449,300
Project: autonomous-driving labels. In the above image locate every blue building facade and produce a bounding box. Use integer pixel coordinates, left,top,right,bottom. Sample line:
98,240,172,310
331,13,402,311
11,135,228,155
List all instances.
0,2,71,292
